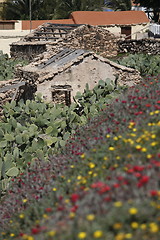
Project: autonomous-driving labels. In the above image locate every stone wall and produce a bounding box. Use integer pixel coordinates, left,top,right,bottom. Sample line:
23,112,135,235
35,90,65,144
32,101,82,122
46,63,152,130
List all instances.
118,39,160,55
10,25,120,60
46,25,120,58
10,41,47,60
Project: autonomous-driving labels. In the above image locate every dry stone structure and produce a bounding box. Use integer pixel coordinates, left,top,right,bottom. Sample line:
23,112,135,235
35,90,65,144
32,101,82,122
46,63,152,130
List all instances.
10,24,121,60
15,48,141,104
118,38,160,55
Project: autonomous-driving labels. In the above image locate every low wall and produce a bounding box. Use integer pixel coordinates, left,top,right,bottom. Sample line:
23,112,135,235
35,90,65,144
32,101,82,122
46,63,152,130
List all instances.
118,39,160,55
10,41,47,60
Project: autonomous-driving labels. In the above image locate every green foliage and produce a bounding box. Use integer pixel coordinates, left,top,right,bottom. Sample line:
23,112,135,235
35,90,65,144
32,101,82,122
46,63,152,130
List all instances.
0,79,125,193
105,0,131,11
0,51,28,81
115,54,160,77
133,0,160,22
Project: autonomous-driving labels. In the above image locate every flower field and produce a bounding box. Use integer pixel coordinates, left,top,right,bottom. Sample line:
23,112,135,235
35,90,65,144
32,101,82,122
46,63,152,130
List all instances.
0,75,160,240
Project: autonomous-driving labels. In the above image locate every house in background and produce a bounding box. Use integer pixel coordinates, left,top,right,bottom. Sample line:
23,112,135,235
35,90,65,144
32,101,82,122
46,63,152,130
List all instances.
21,10,150,40
69,11,150,40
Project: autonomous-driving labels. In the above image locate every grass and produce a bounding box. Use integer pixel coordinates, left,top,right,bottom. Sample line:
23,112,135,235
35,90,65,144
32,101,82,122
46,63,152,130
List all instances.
0,75,160,240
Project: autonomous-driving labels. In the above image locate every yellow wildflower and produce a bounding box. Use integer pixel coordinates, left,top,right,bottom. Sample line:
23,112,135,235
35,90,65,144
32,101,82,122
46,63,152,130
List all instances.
113,223,122,229
86,214,95,221
131,222,139,229
129,207,138,215
77,175,82,180
149,222,159,233
141,148,147,152
81,153,85,159
78,232,87,239
10,233,15,237
106,134,110,138
47,231,56,237
93,230,103,238
115,232,125,240
150,142,157,146
109,147,115,151
89,163,95,169
114,137,118,141
125,233,132,239
140,224,146,230
52,188,57,191
27,236,34,240
114,201,122,207
69,212,75,218
19,214,24,219
135,145,141,149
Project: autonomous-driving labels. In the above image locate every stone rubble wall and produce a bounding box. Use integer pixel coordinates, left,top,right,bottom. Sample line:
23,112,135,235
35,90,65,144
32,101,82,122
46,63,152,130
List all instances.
118,39,160,55
10,41,47,60
10,25,120,61
46,25,120,58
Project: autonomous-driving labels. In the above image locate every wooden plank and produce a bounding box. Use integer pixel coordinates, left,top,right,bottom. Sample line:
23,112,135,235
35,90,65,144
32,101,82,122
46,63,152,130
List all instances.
38,48,71,69
35,32,67,35
0,82,26,93
55,49,85,67
41,26,77,30
28,36,59,40
45,23,82,27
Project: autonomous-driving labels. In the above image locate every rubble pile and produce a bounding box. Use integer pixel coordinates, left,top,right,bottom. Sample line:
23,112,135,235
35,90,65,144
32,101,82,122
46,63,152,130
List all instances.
46,25,120,58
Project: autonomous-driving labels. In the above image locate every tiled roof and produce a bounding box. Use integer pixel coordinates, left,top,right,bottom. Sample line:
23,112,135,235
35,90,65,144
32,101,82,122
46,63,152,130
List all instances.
22,19,74,30
70,11,150,26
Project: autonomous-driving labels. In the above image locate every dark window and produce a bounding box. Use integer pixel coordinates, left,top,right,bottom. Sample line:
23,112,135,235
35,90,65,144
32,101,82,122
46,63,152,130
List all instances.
51,85,72,106
0,22,15,30
121,27,131,39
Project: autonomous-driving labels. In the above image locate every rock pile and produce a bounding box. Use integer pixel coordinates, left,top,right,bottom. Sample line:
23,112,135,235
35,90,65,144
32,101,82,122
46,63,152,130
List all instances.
118,39,160,55
46,25,120,58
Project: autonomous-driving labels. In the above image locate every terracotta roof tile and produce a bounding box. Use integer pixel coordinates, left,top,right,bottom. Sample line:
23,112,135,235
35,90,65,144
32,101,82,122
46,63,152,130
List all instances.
71,11,150,26
22,19,74,30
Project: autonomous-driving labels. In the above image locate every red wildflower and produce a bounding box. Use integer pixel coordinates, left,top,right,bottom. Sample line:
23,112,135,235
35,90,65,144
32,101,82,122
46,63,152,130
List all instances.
134,172,141,178
99,185,111,194
31,227,41,235
57,206,65,211
145,104,151,107
45,208,52,213
150,190,158,197
91,181,105,189
70,205,78,212
137,176,150,188
71,193,79,203
104,196,112,202
133,166,145,172
113,183,120,188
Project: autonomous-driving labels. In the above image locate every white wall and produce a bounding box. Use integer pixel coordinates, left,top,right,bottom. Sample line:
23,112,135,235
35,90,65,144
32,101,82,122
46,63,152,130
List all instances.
132,23,150,39
0,29,30,56
103,23,150,40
